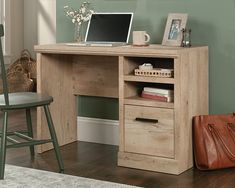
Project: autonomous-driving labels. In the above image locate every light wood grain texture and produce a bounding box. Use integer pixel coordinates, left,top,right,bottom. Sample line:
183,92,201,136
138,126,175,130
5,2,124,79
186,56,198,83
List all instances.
124,82,139,98
124,105,174,158
35,44,208,174
118,56,125,152
124,96,174,109
123,57,140,75
37,54,76,152
176,48,209,172
36,53,42,153
72,55,118,98
34,44,185,58
118,152,180,174
117,46,208,174
124,75,175,84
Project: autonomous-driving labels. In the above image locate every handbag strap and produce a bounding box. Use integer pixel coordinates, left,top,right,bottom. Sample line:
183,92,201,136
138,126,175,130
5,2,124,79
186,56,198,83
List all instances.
208,123,235,161
227,123,235,144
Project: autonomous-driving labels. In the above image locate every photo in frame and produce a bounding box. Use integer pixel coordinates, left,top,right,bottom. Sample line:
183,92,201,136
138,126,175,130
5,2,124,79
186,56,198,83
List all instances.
162,13,188,46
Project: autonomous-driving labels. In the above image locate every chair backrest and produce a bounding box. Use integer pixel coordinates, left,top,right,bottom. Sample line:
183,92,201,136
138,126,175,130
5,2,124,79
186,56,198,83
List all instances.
0,24,9,106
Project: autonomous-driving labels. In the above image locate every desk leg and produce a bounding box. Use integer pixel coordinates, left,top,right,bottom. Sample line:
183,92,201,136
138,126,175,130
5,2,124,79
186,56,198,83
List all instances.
37,53,77,153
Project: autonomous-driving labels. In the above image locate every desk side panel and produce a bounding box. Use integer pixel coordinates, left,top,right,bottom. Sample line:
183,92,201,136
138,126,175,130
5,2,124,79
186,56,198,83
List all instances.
175,48,209,171
37,53,77,152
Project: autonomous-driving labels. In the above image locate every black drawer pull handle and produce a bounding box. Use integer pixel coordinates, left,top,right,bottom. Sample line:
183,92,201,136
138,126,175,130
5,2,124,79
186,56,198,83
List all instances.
135,117,158,123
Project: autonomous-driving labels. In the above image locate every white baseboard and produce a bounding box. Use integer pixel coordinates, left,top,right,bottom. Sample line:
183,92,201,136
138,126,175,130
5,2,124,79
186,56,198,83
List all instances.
77,116,119,146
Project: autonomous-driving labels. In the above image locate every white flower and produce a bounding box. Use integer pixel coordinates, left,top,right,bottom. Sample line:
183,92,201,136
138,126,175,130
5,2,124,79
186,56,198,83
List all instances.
69,11,74,16
83,17,89,22
81,7,86,14
64,1,94,24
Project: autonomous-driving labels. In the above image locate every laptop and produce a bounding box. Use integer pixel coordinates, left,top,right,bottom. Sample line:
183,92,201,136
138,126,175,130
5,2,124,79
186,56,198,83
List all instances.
67,12,133,47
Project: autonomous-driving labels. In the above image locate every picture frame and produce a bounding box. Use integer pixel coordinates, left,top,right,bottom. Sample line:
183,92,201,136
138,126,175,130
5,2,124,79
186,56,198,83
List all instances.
162,13,188,47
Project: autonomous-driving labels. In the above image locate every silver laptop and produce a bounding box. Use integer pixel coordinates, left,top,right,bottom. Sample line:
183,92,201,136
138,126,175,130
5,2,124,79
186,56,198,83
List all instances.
67,13,133,47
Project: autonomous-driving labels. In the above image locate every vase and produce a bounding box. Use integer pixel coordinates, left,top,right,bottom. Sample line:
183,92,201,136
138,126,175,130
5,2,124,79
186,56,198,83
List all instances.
74,22,85,42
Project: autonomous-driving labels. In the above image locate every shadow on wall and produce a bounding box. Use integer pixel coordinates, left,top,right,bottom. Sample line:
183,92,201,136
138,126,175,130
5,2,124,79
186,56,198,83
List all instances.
24,0,56,58
37,1,56,42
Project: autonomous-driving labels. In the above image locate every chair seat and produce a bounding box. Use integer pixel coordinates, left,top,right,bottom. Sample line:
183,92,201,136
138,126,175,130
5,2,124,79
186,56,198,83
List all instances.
0,92,53,110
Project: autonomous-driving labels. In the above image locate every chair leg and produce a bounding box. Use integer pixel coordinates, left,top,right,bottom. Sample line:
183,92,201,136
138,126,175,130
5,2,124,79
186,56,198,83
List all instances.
26,109,35,156
0,111,8,180
43,105,64,173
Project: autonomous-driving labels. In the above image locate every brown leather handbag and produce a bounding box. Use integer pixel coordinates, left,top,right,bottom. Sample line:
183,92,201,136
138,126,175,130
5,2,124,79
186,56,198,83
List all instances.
193,113,235,170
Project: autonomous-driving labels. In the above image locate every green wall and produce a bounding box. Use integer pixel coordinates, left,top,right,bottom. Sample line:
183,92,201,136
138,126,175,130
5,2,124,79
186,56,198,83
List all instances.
57,0,235,119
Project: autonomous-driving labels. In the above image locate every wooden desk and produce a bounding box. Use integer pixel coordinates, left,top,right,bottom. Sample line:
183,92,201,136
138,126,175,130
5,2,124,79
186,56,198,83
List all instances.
35,44,208,174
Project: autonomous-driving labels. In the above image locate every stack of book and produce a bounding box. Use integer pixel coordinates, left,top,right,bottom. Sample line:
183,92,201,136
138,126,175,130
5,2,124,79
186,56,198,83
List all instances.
141,87,174,102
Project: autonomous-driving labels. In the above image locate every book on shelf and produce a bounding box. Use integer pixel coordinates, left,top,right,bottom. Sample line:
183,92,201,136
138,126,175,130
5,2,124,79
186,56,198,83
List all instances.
141,91,174,102
143,87,174,95
142,91,173,97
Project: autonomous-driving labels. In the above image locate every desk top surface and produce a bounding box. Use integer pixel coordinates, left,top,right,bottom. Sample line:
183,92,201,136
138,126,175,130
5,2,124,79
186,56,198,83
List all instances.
34,43,208,58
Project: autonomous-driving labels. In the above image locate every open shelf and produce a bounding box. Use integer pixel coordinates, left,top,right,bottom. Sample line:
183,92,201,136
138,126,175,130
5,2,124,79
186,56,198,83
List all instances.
124,75,175,84
124,96,174,109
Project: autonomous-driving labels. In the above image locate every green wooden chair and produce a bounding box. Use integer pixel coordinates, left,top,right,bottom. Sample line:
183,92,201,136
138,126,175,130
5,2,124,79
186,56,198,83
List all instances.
0,24,64,179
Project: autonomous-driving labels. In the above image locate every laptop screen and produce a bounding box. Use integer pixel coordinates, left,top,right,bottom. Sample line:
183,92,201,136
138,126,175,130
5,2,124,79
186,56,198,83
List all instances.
85,13,133,43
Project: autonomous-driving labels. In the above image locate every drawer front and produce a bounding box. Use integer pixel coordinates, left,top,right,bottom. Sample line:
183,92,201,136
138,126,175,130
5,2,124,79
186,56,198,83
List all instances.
124,105,174,158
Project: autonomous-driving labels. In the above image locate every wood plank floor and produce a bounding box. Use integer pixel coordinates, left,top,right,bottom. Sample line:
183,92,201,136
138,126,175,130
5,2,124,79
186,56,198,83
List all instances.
4,109,235,188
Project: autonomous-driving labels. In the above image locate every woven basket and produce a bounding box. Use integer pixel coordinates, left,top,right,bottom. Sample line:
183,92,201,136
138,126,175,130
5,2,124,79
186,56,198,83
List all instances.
134,68,173,78
7,49,37,79
0,49,36,93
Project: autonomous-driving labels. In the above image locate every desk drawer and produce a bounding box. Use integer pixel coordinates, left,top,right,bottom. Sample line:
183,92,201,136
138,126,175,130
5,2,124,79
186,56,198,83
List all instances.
124,105,174,158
